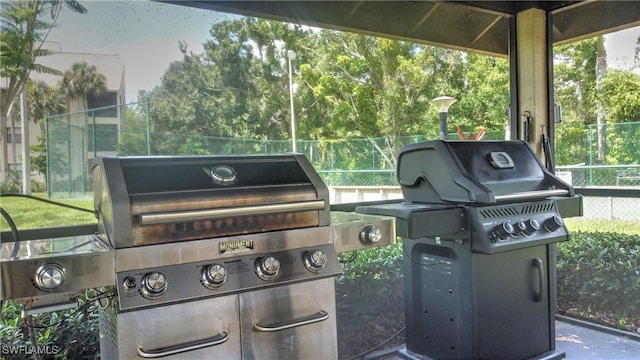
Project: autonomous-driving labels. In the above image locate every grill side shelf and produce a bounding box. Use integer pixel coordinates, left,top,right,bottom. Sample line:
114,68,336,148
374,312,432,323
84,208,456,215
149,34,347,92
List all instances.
356,203,468,240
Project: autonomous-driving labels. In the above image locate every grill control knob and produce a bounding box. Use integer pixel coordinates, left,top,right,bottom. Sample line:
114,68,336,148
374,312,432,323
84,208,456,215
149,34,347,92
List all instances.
141,272,167,299
122,276,137,291
544,215,564,232
35,263,65,290
514,219,541,236
513,221,527,236
303,250,328,273
360,226,383,245
201,264,227,289
494,222,514,241
524,219,541,235
256,256,280,281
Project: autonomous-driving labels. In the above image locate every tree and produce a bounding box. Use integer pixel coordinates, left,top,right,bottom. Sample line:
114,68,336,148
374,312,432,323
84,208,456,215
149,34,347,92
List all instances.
59,61,107,114
595,36,607,162
554,36,640,166
57,62,106,193
296,30,507,168
1,0,86,183
0,0,86,116
554,38,598,165
143,17,512,166
117,104,151,156
554,38,598,126
599,69,640,164
145,18,312,154
27,80,65,177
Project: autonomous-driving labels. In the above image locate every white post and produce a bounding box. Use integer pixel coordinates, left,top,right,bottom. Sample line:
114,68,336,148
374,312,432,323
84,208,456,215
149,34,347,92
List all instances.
287,50,297,153
20,87,31,194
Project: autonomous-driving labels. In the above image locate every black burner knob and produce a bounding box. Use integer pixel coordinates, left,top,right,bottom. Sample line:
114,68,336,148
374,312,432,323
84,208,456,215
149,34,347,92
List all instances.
544,215,564,232
525,219,541,235
514,221,527,236
494,222,514,240
516,219,540,236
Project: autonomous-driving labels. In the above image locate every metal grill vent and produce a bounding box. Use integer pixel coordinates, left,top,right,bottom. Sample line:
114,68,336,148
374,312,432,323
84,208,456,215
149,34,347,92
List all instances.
480,207,519,218
480,201,555,219
521,202,555,214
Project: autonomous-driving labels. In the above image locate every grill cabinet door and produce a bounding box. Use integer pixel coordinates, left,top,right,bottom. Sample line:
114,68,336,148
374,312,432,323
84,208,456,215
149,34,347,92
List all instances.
473,245,553,359
101,294,241,359
239,277,338,359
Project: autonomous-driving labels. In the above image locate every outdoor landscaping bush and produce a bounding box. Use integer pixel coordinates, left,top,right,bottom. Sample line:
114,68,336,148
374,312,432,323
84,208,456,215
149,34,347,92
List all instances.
556,231,640,331
0,297,100,359
336,242,405,359
0,173,47,194
0,171,21,194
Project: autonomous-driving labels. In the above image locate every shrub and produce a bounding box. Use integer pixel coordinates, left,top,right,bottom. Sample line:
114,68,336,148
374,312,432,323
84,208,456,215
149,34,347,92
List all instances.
337,240,403,283
0,295,101,359
0,172,47,194
557,231,640,328
0,171,21,194
31,180,46,193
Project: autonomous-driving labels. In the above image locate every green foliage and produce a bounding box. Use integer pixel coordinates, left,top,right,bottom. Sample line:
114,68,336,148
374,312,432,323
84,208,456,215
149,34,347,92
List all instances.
599,69,640,124
0,170,22,193
0,0,86,115
557,232,640,325
59,61,107,111
147,18,308,145
338,241,403,283
0,170,45,193
143,18,511,163
117,107,152,155
554,38,599,125
605,122,640,165
555,119,590,165
0,296,100,359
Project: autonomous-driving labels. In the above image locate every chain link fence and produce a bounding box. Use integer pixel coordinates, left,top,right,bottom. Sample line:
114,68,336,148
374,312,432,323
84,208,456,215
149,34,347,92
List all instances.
43,102,638,219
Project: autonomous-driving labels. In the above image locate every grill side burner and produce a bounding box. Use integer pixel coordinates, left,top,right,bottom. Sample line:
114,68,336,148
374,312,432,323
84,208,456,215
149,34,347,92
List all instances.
358,140,582,360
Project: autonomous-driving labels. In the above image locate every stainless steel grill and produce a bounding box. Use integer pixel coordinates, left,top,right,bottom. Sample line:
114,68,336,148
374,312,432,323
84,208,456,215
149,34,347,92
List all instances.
1,153,395,359
91,154,395,359
358,140,582,360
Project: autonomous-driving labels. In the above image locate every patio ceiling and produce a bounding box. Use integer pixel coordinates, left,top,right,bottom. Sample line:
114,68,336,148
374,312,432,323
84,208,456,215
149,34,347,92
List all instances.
161,1,640,58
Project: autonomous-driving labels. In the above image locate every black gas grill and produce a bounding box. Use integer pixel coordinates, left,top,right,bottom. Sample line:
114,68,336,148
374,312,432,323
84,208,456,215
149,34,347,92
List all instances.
358,140,582,360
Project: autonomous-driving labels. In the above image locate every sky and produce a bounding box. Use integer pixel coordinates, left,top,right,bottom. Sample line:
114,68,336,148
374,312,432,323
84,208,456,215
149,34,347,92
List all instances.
47,1,640,103
48,0,232,102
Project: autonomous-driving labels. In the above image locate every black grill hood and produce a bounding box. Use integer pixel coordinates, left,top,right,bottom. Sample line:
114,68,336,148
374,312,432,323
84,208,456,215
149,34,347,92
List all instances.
397,140,574,204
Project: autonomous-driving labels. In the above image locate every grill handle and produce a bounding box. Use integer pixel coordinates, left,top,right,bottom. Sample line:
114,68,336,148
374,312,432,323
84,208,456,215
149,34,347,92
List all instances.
495,189,569,203
254,310,329,332
137,331,229,358
532,258,545,303
139,200,326,226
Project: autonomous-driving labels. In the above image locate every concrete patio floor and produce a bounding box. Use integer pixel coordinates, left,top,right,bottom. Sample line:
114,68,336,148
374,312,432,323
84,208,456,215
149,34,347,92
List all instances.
364,318,640,360
555,318,640,359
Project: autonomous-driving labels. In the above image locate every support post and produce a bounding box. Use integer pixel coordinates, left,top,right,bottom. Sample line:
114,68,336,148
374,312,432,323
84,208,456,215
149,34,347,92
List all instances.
516,8,551,161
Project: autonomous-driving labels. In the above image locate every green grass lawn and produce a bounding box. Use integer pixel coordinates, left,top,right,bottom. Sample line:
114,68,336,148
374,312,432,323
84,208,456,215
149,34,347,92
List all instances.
0,193,96,231
564,217,640,236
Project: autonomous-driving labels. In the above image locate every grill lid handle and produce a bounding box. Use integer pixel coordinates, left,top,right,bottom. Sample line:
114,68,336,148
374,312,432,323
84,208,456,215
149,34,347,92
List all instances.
494,189,569,202
139,200,326,226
